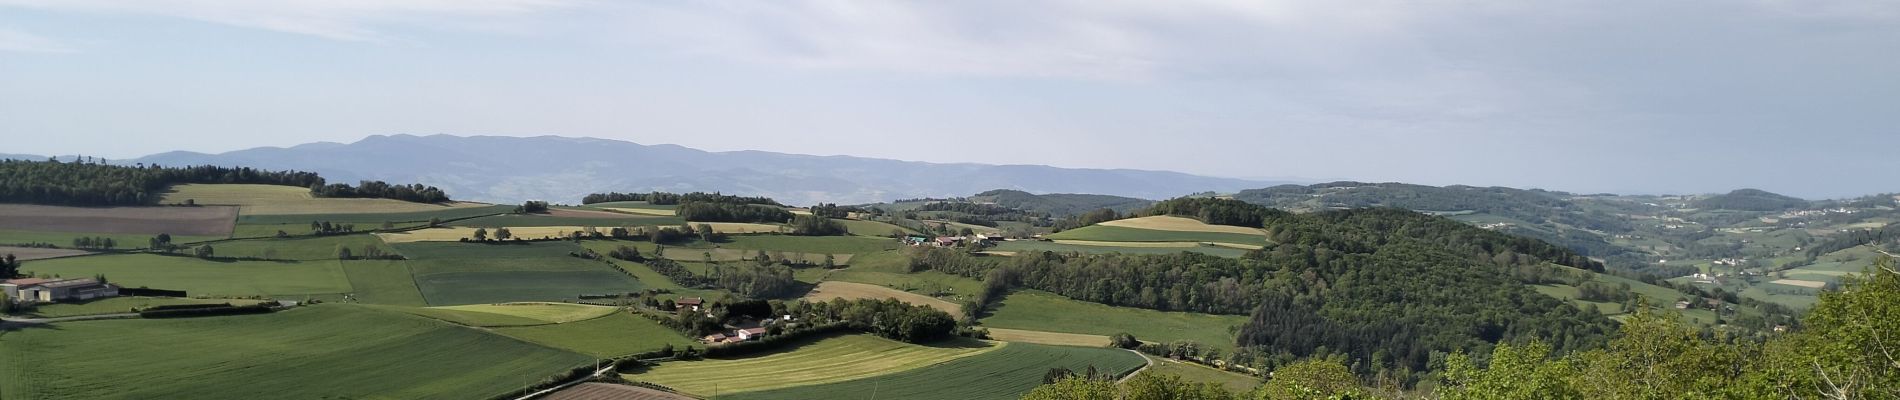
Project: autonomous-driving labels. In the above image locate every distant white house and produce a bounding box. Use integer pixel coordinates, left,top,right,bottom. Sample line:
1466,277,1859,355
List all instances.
2,278,119,304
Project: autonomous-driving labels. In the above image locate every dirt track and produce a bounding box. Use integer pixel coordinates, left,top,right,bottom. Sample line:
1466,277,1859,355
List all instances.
0,204,237,236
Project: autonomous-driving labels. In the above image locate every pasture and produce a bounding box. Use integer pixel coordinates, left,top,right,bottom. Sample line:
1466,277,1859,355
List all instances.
982,290,1248,353
234,204,514,225
20,254,351,298
15,296,253,318
688,222,787,234
457,214,683,228
161,184,486,215
1140,355,1261,393
341,260,428,306
393,242,644,305
543,383,692,400
630,335,999,396
0,204,237,237
602,207,677,216
0,229,222,250
370,305,552,327
1100,216,1267,235
433,302,619,324
0,305,592,400
657,247,852,265
802,281,962,315
209,234,389,261
1046,225,1266,247
838,218,921,236
721,342,1145,400
984,328,1111,347
493,313,695,358
0,246,89,261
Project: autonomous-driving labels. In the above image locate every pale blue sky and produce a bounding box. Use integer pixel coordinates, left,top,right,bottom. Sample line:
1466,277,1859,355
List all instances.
1,1,1895,198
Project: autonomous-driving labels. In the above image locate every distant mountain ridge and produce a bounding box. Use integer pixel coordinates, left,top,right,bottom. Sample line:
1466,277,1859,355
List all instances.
123,134,1280,205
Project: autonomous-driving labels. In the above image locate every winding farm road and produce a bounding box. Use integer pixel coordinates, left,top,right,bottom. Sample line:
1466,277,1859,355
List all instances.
1117,349,1155,384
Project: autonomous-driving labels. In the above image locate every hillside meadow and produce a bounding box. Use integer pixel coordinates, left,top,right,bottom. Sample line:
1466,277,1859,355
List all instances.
630,335,999,396
721,342,1145,400
161,184,488,215
0,305,592,400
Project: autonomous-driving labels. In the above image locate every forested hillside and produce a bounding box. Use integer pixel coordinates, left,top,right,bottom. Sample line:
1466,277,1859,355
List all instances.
968,189,1153,216
1692,188,1809,211
912,201,1618,385
0,159,449,206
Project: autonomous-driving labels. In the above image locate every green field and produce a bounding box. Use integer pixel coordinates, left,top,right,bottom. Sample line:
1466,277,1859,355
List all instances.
14,296,249,318
206,234,389,261
722,342,1145,400
0,229,224,248
839,219,921,236
492,313,693,358
341,260,429,306
632,335,998,396
456,214,683,228
584,201,676,211
982,290,1248,353
1046,225,1266,246
994,240,1249,258
0,305,592,399
394,242,644,305
1140,355,1261,393
235,205,514,225
368,305,554,327
434,302,619,323
20,254,351,298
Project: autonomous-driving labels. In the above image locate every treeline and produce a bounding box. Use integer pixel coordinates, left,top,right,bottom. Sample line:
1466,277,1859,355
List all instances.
676,202,793,223
807,203,866,218
788,215,847,236
611,249,799,298
582,191,782,206
0,160,322,206
1805,222,1899,258
1142,197,1290,228
308,180,450,203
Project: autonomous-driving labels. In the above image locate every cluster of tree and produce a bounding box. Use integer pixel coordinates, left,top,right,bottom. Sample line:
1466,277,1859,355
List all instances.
307,180,450,203
788,215,847,236
69,236,118,250
703,263,799,298
308,221,358,235
969,189,1154,217
1575,281,1634,303
0,160,324,206
191,245,216,258
515,200,549,214
1142,197,1291,228
1436,263,1897,399
1691,188,1810,211
336,245,400,260
806,203,865,218
581,191,782,206
0,253,18,279
676,202,793,223
1052,208,1125,231
147,234,176,252
1805,222,1899,258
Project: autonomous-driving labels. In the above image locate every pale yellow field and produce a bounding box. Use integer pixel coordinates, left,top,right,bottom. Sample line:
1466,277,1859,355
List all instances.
375,226,591,243
160,184,485,215
689,222,786,234
977,251,1019,256
985,328,1112,347
788,209,813,215
432,302,619,323
603,207,676,216
1770,279,1828,288
1053,240,1200,248
1100,216,1266,235
632,335,999,396
1207,242,1266,250
802,281,961,315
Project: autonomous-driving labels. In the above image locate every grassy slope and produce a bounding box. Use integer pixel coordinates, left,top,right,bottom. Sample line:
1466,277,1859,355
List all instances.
492,313,693,358
457,214,684,228
20,254,351,297
1140,355,1262,393
724,343,1145,400
982,290,1248,353
14,297,248,318
207,234,388,261
0,230,224,248
0,304,591,400
161,184,484,215
630,335,998,396
341,260,429,306
839,219,921,236
994,240,1249,258
433,303,618,323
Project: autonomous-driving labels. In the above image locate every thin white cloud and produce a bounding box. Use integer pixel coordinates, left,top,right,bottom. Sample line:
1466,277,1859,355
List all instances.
0,0,576,41
0,27,74,52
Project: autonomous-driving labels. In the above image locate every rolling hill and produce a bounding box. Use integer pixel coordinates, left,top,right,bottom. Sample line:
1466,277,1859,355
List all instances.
125,134,1279,205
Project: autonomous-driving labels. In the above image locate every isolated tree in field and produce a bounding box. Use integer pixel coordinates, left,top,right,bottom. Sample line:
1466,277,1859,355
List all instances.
193,245,214,258
495,227,512,240
890,228,905,238
336,246,353,260
1110,333,1140,349
473,228,489,241
823,254,835,268
1,253,17,278
695,224,715,241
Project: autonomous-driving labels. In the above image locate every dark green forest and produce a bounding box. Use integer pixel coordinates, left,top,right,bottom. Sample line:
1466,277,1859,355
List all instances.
0,160,449,205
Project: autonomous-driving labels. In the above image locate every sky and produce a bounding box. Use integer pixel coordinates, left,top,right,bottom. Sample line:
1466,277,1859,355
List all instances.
1,1,1896,198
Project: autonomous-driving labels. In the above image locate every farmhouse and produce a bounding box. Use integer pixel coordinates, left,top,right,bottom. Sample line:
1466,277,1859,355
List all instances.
3,277,120,303
676,297,704,311
901,235,931,246
934,236,963,247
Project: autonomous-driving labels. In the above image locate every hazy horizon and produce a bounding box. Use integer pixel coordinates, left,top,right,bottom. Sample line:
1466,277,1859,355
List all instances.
3,1,1896,198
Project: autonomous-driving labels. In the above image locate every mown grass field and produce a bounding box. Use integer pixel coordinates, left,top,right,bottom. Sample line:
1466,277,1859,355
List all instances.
993,239,1248,258
15,296,254,318
1140,355,1261,393
161,184,489,215
1099,216,1268,235
208,234,389,260
0,229,223,249
0,305,592,400
493,313,696,358
985,328,1110,347
20,254,351,298
838,218,921,236
982,290,1247,353
1047,225,1266,247
369,305,552,327
802,281,962,315
586,201,676,211
630,335,999,396
393,242,643,305
0,246,89,261
434,302,619,323
721,342,1145,400
341,260,429,306
457,214,683,228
